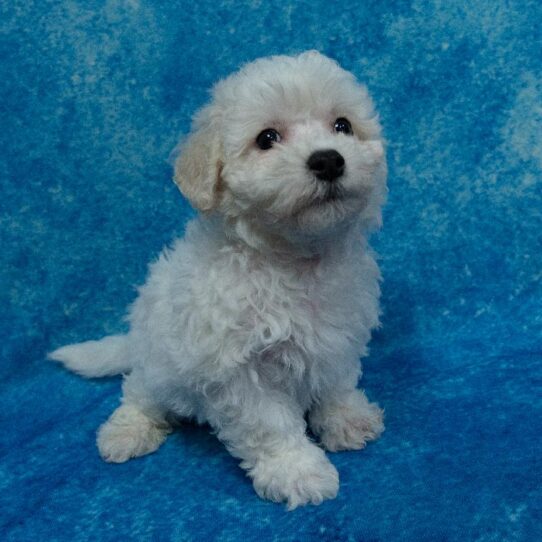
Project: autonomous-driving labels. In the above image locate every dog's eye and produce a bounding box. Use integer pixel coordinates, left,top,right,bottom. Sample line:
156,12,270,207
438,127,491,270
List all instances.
256,129,282,150
334,118,353,135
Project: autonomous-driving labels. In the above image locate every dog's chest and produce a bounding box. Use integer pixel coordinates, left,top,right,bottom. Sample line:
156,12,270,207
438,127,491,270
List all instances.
240,251,376,377
180,232,380,387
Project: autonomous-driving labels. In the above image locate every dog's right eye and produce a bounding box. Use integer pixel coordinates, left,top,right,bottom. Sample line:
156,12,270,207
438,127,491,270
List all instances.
256,129,282,150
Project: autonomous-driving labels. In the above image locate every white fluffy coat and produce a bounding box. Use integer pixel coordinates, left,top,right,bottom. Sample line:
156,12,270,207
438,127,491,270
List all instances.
50,51,387,509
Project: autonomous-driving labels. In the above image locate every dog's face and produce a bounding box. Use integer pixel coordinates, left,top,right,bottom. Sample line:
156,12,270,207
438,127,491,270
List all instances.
175,51,386,240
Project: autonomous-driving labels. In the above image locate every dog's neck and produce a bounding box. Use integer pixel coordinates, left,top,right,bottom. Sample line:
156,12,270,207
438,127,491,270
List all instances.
204,214,364,265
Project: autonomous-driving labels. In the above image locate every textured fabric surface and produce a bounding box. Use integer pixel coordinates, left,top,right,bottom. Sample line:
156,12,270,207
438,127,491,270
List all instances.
1,1,541,540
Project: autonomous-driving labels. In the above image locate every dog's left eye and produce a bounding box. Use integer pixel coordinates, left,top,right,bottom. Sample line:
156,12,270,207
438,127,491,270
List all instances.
256,129,282,150
334,118,353,135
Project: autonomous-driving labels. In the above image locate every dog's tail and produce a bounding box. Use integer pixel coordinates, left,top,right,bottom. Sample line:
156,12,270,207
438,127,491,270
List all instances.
48,335,132,378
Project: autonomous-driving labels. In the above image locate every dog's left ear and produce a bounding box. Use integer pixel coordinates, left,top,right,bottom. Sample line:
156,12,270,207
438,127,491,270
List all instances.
174,106,223,212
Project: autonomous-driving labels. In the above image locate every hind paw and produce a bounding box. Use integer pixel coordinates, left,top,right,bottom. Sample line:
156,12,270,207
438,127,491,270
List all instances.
309,390,384,452
97,404,171,463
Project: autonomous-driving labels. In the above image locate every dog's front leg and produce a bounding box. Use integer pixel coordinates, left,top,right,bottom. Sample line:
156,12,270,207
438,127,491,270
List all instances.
204,373,339,509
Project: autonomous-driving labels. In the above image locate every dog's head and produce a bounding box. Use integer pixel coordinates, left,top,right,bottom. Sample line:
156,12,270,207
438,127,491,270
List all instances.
174,51,386,240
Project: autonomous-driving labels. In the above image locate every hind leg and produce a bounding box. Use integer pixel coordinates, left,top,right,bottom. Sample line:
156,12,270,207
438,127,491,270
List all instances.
97,369,173,463
308,355,384,452
309,389,384,452
97,403,172,463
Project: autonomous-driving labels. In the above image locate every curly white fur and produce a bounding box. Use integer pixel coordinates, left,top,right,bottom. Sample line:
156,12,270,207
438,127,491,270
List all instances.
49,51,387,509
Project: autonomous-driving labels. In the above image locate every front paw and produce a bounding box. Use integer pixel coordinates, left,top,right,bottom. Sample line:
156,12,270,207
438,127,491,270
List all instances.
310,390,384,452
245,443,339,510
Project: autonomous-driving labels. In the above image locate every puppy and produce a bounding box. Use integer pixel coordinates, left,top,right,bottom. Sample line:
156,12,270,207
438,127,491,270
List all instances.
49,51,387,509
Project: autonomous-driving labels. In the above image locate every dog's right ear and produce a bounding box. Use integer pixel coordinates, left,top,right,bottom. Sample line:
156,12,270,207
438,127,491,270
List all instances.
174,106,223,212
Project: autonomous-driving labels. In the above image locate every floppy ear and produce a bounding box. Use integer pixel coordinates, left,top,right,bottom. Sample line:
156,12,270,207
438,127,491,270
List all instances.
173,107,223,212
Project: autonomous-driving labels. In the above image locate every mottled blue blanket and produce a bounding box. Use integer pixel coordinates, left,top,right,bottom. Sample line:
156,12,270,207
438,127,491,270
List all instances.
1,1,541,541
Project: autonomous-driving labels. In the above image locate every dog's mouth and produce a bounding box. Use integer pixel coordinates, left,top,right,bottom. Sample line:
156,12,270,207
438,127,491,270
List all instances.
288,183,347,222
292,179,371,221
318,183,344,203
287,181,344,215
309,182,347,208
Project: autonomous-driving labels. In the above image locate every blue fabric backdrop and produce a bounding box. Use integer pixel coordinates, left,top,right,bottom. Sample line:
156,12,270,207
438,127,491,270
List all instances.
1,1,541,540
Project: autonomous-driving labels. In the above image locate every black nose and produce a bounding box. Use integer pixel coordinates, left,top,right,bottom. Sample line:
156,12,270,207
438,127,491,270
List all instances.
307,149,345,182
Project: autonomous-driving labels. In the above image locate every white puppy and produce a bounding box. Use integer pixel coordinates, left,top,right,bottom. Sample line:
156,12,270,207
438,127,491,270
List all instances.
49,51,387,509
